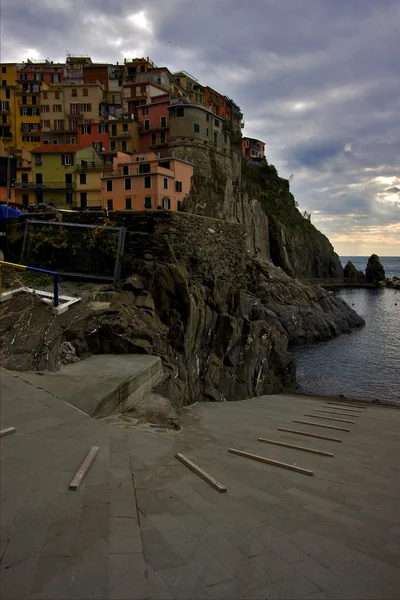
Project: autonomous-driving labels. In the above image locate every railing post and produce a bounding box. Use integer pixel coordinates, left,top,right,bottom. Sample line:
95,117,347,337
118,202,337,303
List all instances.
53,272,59,308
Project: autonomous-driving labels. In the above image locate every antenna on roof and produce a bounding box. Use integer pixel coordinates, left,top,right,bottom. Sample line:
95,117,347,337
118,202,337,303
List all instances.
289,174,294,183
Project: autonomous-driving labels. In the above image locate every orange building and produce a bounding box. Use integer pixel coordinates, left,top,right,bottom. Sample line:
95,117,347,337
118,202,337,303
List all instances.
101,151,193,211
204,86,228,118
242,137,265,159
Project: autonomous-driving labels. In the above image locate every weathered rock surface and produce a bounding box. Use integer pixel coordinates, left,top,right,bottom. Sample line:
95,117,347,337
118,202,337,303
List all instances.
344,261,366,283
366,254,386,284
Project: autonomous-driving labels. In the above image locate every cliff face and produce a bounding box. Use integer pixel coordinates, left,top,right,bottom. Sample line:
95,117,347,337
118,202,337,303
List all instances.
0,212,364,413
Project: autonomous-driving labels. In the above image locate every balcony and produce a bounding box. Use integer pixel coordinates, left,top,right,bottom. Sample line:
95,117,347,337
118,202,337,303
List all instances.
140,123,168,133
109,131,132,139
65,111,83,118
14,181,76,190
20,126,41,132
76,161,105,171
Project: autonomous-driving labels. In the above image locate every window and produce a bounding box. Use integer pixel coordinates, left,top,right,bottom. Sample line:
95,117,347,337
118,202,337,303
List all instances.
175,181,182,192
42,105,49,112
0,101,9,111
140,65,145,72
82,104,90,112
32,108,39,116
35,73,42,81
144,176,151,189
151,133,156,145
21,108,28,116
66,192,73,204
2,80,6,87
163,177,168,190
82,125,91,135
22,194,29,206
161,116,167,128
52,74,60,83
214,132,218,144
62,154,73,166
160,131,166,144
35,154,42,165
194,124,200,133
224,134,228,144
206,128,209,137
206,114,210,122
110,141,116,151
83,88,88,96
55,91,60,99
1,66,6,73
142,106,149,115
70,119,77,131
42,120,50,128
36,173,43,184
106,180,113,192
144,119,150,131
21,173,28,184
72,88,77,97
80,173,87,185
124,178,131,191
162,197,171,209
80,192,87,208
125,197,132,210
55,119,64,131
5,89,10,99
32,95,37,105
139,163,150,174
53,139,58,144
144,197,152,209
122,123,128,132
176,107,184,117
32,85,39,93
111,124,117,136
70,137,76,144
214,119,219,127
177,200,182,211
1,115,6,124
123,165,129,175
53,105,62,112
107,199,113,210
121,141,127,152
100,124,108,133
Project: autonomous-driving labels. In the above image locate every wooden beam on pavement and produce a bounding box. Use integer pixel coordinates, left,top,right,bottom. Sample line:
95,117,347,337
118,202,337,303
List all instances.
175,453,227,493
228,448,314,476
304,413,355,424
257,437,333,457
326,402,366,410
315,409,361,417
293,419,351,432
0,427,16,438
278,427,343,443
69,446,99,491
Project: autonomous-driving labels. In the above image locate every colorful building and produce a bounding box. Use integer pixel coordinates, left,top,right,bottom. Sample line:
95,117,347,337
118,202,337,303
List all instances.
242,137,265,159
30,143,103,207
173,71,205,106
101,151,193,211
75,146,105,209
168,100,231,153
204,86,228,119
137,95,169,155
13,148,34,206
0,63,18,150
107,118,140,154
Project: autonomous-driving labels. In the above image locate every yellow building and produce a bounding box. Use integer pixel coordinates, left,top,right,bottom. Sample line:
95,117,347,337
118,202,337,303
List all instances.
14,80,47,152
0,63,18,151
75,146,104,209
41,82,105,144
173,71,205,106
31,143,104,208
108,118,140,154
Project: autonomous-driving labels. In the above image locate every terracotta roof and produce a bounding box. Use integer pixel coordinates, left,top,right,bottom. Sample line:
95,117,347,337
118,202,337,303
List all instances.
31,144,88,154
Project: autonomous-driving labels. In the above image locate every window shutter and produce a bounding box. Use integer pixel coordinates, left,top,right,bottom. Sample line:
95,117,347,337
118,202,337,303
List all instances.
71,154,74,165
168,198,171,209
61,155,65,165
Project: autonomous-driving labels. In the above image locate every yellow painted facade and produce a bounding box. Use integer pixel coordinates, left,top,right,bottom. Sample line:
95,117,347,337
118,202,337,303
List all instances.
0,64,18,151
109,119,140,154
75,146,104,209
14,149,34,206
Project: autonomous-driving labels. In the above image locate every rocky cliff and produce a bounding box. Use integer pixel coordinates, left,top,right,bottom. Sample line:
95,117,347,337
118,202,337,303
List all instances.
0,212,364,413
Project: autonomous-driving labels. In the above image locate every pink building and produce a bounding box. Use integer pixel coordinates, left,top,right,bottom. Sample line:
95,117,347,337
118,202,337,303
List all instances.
101,151,193,212
242,137,265,159
137,95,170,156
18,60,66,85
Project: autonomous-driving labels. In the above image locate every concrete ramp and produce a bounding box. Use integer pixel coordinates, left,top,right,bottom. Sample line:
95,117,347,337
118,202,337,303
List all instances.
17,354,163,417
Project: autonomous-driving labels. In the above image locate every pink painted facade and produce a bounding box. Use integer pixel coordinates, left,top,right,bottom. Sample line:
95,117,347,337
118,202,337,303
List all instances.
137,95,170,155
242,137,265,159
101,151,193,211
19,61,66,85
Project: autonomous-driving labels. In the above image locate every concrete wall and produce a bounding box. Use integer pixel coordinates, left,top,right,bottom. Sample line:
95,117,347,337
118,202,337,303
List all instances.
169,105,230,153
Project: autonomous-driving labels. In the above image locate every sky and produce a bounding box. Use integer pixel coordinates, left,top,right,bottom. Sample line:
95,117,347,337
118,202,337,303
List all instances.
1,0,399,256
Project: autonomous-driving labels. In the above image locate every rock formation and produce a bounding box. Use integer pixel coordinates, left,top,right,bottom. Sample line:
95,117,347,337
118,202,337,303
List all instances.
366,254,386,284
344,261,366,283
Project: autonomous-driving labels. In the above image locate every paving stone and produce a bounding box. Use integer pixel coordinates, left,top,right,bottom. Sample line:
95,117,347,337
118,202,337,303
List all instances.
110,488,137,518
158,564,214,599
142,529,186,572
0,556,38,600
110,553,149,600
146,564,175,599
109,468,134,490
173,540,232,586
41,518,79,557
208,544,256,588
29,556,73,599
70,542,110,600
110,517,142,554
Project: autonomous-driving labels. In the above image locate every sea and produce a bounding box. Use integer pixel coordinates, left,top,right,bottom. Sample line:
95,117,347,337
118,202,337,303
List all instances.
292,257,400,404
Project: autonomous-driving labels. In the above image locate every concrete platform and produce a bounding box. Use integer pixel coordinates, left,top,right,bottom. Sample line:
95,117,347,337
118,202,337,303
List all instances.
15,354,162,417
1,370,399,600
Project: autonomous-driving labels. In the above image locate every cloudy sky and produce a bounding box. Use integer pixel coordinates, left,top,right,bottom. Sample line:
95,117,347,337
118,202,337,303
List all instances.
2,0,399,256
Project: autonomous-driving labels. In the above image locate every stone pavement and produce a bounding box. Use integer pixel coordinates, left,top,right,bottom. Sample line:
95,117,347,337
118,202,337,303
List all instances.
1,368,400,600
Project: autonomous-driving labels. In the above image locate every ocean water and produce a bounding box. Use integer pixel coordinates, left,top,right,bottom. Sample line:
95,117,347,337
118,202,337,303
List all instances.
292,256,400,403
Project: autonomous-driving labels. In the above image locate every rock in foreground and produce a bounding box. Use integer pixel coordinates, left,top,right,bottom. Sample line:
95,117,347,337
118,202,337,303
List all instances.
366,254,386,284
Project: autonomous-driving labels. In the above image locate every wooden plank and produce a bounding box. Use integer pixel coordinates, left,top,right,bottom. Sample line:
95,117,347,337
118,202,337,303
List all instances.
323,405,364,413
278,427,343,443
257,437,333,457
326,402,366,410
0,427,16,438
228,448,314,477
69,447,99,491
293,419,351,432
304,413,355,424
315,408,361,417
176,453,227,493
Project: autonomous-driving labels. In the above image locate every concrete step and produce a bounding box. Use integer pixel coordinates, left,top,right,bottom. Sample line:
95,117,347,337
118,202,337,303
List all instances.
15,354,163,417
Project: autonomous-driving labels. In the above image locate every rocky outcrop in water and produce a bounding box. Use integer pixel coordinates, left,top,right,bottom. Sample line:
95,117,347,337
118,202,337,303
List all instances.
344,261,366,283
366,254,386,284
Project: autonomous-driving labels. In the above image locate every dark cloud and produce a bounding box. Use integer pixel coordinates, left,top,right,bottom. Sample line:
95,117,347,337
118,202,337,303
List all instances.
2,0,400,254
